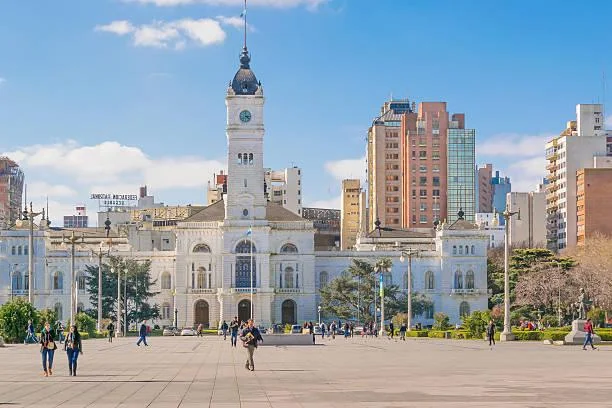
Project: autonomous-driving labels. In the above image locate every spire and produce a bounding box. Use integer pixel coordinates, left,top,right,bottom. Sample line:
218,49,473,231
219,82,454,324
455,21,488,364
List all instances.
239,0,250,69
243,0,247,50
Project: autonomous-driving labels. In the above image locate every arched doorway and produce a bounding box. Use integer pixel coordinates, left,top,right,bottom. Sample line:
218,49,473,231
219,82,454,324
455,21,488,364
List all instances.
281,299,296,325
194,300,210,328
238,299,251,324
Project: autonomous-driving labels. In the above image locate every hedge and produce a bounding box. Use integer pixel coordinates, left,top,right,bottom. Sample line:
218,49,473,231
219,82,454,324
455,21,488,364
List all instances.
405,330,429,338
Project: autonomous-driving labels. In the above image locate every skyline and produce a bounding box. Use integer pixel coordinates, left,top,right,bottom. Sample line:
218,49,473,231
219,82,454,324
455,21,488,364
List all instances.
1,0,611,226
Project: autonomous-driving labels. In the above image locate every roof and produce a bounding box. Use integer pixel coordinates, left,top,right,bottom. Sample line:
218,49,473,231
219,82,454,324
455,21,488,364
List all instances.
366,228,434,239
447,219,478,231
231,48,260,96
181,200,306,223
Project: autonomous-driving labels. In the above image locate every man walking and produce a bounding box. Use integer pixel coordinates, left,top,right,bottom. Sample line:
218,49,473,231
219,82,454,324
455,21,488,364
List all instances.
221,320,229,340
136,320,148,346
240,319,263,371
399,323,407,341
486,320,496,349
389,322,394,339
230,316,240,347
107,322,115,343
583,318,597,350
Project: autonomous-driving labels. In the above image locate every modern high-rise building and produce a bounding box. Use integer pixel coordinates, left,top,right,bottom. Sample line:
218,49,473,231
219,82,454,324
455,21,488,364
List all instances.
264,167,302,216
477,164,493,213
545,104,611,251
576,166,612,245
506,191,547,248
0,157,24,229
447,127,476,223
367,99,414,230
492,170,511,224
63,205,89,228
367,100,471,230
340,179,364,250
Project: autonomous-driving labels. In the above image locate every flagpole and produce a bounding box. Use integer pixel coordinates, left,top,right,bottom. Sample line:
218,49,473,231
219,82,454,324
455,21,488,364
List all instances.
243,0,247,49
250,222,253,320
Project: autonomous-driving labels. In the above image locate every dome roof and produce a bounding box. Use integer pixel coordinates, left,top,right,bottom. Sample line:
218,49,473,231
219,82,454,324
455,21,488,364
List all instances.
231,47,260,95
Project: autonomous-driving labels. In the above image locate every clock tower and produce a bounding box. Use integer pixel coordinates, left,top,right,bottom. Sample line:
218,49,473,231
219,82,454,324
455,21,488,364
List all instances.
225,45,266,221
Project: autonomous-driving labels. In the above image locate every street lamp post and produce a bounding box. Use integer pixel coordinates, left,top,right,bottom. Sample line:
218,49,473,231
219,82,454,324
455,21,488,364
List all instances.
124,267,128,337
95,217,112,332
111,266,121,337
400,249,421,331
22,203,43,305
500,207,520,342
374,261,390,337
317,305,321,325
63,231,83,325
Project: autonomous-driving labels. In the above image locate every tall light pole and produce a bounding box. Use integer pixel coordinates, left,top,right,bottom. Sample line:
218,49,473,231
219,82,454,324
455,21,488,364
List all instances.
111,266,121,337
22,203,43,305
500,207,520,342
124,266,128,337
400,249,421,331
95,217,112,332
63,231,83,325
374,259,392,337
317,305,321,325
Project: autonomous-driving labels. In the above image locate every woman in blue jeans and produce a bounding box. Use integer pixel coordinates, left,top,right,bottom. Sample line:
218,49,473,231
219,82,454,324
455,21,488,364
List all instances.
40,322,57,377
65,325,83,376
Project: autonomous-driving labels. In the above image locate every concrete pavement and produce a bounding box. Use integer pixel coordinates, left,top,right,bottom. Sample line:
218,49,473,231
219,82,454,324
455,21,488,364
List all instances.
0,334,610,407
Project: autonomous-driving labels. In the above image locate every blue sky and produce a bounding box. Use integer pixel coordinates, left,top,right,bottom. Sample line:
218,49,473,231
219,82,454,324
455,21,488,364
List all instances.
1,0,611,224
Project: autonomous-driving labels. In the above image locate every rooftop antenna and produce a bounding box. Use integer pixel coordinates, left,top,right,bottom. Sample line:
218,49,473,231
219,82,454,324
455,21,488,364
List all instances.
242,0,248,49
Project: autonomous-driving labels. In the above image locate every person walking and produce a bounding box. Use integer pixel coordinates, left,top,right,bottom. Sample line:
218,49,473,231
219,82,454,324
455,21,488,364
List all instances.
240,319,263,371
308,321,315,344
320,322,326,340
486,320,496,348
107,322,115,343
389,322,395,339
65,324,83,376
230,317,239,347
399,323,407,341
196,323,203,337
40,322,57,377
330,321,336,339
344,322,350,339
583,318,597,350
221,320,229,340
136,320,148,346
24,320,37,344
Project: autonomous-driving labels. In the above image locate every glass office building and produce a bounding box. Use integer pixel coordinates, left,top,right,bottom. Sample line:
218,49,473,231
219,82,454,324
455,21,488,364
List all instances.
447,128,476,223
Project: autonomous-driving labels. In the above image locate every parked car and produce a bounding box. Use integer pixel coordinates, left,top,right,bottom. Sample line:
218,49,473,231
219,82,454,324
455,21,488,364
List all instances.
180,327,197,336
290,324,302,334
162,326,179,336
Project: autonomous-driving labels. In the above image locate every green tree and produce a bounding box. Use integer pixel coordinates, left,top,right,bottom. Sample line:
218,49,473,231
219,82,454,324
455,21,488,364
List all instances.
37,309,58,328
433,312,450,330
74,312,96,336
0,298,38,343
463,310,490,339
85,256,160,332
320,258,402,322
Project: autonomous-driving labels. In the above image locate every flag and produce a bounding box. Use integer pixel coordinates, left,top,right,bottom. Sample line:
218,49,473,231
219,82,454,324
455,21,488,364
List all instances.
240,9,246,18
379,273,384,298
246,227,252,236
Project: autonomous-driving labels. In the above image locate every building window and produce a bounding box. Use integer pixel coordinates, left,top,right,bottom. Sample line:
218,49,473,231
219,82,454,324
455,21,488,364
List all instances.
11,246,16,255
424,303,434,319
77,273,86,291
284,267,294,288
161,272,172,290
193,244,211,253
162,303,171,319
319,271,329,288
452,245,457,255
419,151,427,159
419,177,427,186
459,246,463,255
53,271,64,290
425,271,434,290
197,268,206,289
383,272,392,286
465,245,469,254
465,270,475,290
433,189,440,197
17,246,22,255
454,270,463,289
248,153,254,165
12,271,23,291
419,189,427,197
419,165,427,173
24,245,28,255
460,301,470,317
280,243,298,253
433,177,440,186
420,215,427,223
470,245,475,255
420,202,427,212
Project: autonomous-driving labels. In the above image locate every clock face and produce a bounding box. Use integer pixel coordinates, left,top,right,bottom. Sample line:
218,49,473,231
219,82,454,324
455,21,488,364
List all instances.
239,110,252,123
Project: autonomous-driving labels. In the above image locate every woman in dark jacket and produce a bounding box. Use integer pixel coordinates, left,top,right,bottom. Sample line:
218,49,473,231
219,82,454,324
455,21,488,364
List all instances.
40,321,57,377
65,325,83,376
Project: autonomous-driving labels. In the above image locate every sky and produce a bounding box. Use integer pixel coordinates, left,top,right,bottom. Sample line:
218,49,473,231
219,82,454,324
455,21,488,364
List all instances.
1,0,611,226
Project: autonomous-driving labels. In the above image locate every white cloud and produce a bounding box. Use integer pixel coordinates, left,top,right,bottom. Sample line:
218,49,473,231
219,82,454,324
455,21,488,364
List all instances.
122,0,328,9
216,15,255,31
324,156,365,181
505,156,547,192
307,195,341,209
95,18,226,49
27,182,78,199
477,133,553,157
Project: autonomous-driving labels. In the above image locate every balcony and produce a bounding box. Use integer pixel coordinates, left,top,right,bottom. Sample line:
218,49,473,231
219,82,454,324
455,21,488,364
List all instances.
449,288,486,296
10,289,28,296
275,288,302,294
190,288,216,294
546,162,557,171
230,288,258,294
546,152,558,161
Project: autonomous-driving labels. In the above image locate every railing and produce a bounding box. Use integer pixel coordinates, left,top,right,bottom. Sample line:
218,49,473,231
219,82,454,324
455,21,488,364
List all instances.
449,288,484,296
10,289,27,296
230,288,257,294
190,288,216,294
275,288,302,294
50,289,65,295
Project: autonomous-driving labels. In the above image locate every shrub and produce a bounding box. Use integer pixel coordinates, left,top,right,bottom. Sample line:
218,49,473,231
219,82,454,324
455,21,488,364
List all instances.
37,309,58,329
0,298,39,343
588,308,606,327
74,312,96,336
405,330,428,337
433,312,450,331
428,330,449,339
463,311,489,339
541,330,569,341
512,331,543,341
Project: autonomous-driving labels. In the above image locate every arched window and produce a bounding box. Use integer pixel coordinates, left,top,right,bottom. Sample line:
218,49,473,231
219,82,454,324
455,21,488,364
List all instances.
383,272,392,286
458,246,463,255
11,246,16,255
248,153,253,165
243,152,248,165
235,241,256,288
193,244,211,253
465,270,475,290
460,301,470,318
465,246,469,255
77,273,86,291
424,303,434,319
235,240,256,254
319,271,329,288
53,271,64,290
425,271,434,290
280,243,298,253
18,246,22,255
12,271,22,291
54,302,63,320
452,245,457,255
284,267,294,288
454,270,463,290
162,303,171,319
471,245,476,255
161,272,171,290
238,153,243,164
24,245,29,255
197,267,206,289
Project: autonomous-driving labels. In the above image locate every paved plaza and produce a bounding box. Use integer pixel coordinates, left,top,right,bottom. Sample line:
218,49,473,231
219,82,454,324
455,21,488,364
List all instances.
0,335,610,407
